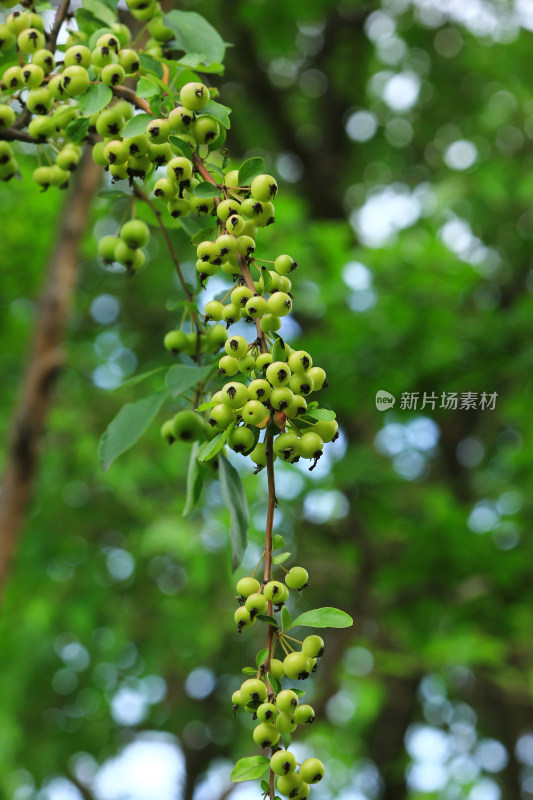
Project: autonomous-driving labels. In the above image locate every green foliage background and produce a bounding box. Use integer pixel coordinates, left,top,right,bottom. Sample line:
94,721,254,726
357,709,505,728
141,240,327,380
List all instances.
1,1,532,799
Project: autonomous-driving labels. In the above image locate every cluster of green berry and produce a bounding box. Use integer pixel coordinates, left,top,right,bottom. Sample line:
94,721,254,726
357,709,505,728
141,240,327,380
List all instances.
232,568,325,799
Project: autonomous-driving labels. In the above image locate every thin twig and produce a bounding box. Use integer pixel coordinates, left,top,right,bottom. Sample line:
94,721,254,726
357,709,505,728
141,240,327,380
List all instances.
47,0,72,51
112,85,154,115
264,424,276,800
0,127,38,144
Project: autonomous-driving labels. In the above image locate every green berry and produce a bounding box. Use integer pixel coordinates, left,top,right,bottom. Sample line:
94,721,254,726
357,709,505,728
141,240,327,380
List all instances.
276,711,297,733
276,773,302,799
120,219,150,249
253,722,280,749
285,566,308,589
160,419,175,444
251,173,278,202
167,156,193,181
232,690,245,706
283,652,311,680
91,44,116,67
192,115,220,144
297,432,324,460
96,108,123,137
266,362,291,387
118,48,140,73
248,379,271,401
299,758,325,784
267,292,292,317
163,330,188,353
2,66,23,92
307,366,327,390
169,105,196,131
26,87,51,114
237,354,256,375
236,235,255,257
288,351,312,373
269,658,284,680
293,704,315,724
206,324,227,351
234,606,254,631
257,702,278,723
226,214,245,235
154,177,177,201
245,296,267,318
250,442,267,466
273,432,299,462
288,374,314,396
245,592,268,615
222,304,241,325
17,27,45,53
270,387,294,412
225,335,248,358
31,49,55,74
285,395,307,419
240,678,267,703
229,426,255,453
220,382,249,409
255,201,276,227
275,254,297,275
21,64,44,88
241,400,267,426
209,403,235,429
101,62,125,86
124,134,150,157
271,750,297,776
302,635,324,658
217,199,241,223
260,314,281,333
0,104,15,128
180,81,209,111
172,410,204,442
256,353,273,371
103,139,127,165
264,580,284,601
236,576,260,597
216,234,237,258
218,355,239,377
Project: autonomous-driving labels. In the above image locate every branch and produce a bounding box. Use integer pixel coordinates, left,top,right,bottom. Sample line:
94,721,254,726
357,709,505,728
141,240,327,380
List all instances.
0,152,102,599
47,0,72,51
263,425,277,800
0,127,38,143
112,85,154,115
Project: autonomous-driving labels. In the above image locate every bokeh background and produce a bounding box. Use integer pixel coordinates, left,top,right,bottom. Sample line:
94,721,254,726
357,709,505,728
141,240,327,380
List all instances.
1,0,533,799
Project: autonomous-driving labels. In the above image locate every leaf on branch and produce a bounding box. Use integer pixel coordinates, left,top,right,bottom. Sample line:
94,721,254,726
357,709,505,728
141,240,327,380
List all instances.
242,666,257,676
256,649,269,667
219,455,249,571
196,400,218,412
272,337,288,363
176,55,225,75
280,732,292,749
272,552,291,565
281,606,291,630
292,688,306,698
164,10,226,64
302,408,337,422
66,117,90,142
193,181,222,199
138,52,164,78
261,267,273,294
168,135,194,159
82,0,116,26
79,83,112,115
190,226,216,246
261,780,270,793
287,607,354,630
183,441,206,516
230,756,270,783
272,534,285,549
197,423,235,463
268,673,281,694
165,363,213,398
137,77,161,99
256,614,279,628
98,390,168,471
114,366,165,390
238,157,266,186
198,99,231,129
122,113,155,137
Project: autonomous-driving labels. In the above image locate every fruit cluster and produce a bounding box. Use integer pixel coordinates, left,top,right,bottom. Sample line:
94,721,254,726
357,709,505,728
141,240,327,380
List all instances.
232,566,326,799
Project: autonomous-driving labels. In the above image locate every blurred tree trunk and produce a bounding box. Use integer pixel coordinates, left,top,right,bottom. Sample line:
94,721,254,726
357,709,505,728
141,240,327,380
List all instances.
0,151,101,597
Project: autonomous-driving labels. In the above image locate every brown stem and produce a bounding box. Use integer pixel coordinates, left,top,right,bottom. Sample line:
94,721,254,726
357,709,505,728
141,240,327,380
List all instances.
47,0,72,51
192,152,220,186
237,254,266,351
0,152,102,599
112,85,154,115
263,425,276,800
0,127,38,143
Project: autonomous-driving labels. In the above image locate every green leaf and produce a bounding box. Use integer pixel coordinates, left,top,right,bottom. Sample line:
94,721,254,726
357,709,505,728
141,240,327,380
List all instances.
164,10,226,64
242,666,257,676
114,366,165,390
79,83,112,115
176,55,225,75
122,113,154,137
287,607,354,630
183,441,206,516
261,267,273,294
272,337,288,363
169,135,194,159
292,689,306,698
75,8,101,35
196,400,218,412
65,117,90,142
198,99,231,129
83,0,116,26
219,455,249,571
231,756,270,783
280,732,292,749
98,390,168,471
281,606,291,630
138,53,163,78
165,363,213,398
137,77,161,99
272,534,285,549
197,423,234,463
190,226,216,246
193,181,222,198
256,649,269,667
256,614,278,628
272,552,291,565
303,408,337,422
238,157,265,186
98,189,130,199
268,673,281,694
261,780,270,794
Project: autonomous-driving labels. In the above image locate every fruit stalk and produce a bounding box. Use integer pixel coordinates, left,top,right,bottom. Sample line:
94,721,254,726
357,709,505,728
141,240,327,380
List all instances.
264,424,276,800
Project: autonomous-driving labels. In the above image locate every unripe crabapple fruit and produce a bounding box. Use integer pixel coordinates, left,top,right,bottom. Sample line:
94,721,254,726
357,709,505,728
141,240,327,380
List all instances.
240,678,267,703
299,758,325,784
276,689,299,713
275,254,297,274
271,749,297,776
120,219,150,249
180,81,209,110
220,382,249,409
263,580,284,601
245,592,268,616
251,173,278,202
253,722,280,749
225,335,248,358
277,711,297,733
257,702,278,722
307,366,327,390
229,426,255,454
288,350,312,373
269,658,284,680
266,362,291,387
294,703,315,724
236,577,260,597
302,634,325,658
267,292,292,317
234,606,253,630
283,652,311,680
276,773,302,799
172,410,204,442
297,432,324,460
313,419,338,443
285,566,308,589
248,379,271,401
241,400,267,426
